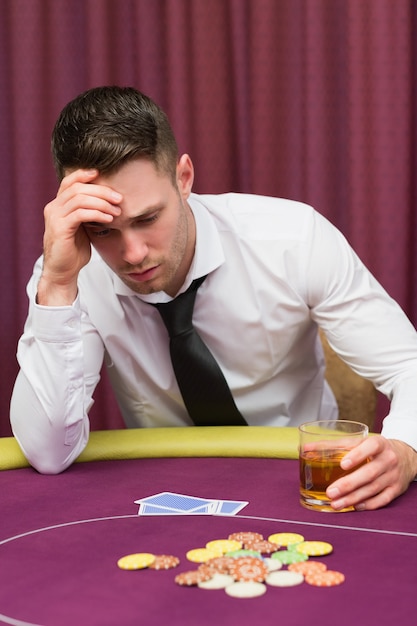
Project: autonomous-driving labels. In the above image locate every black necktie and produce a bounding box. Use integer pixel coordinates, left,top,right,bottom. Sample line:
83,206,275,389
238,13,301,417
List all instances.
153,276,247,426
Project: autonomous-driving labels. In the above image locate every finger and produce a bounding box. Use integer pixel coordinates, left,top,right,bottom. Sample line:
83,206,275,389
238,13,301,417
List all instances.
354,485,400,511
58,168,99,192
339,435,383,471
332,481,403,512
328,472,386,510
326,453,387,502
45,186,122,230
59,192,122,221
57,181,122,208
57,169,123,208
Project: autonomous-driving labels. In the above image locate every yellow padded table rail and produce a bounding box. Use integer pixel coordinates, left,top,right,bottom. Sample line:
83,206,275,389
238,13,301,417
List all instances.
0,427,299,471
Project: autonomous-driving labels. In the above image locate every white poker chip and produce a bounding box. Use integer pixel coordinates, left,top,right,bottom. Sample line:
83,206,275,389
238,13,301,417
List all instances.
225,581,267,598
265,570,304,587
263,558,283,572
198,573,235,589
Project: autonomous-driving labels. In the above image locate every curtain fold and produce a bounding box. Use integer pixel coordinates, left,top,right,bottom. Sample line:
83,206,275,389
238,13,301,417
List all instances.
1,0,415,434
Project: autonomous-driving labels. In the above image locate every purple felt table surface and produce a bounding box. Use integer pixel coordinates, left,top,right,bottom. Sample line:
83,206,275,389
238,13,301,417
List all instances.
0,457,416,626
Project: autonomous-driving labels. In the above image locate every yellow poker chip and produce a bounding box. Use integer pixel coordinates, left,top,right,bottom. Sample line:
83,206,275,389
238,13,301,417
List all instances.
296,541,333,557
267,532,304,547
206,539,242,554
117,553,156,570
186,548,223,563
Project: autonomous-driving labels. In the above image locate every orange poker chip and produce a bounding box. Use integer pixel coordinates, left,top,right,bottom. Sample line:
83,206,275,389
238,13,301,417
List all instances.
228,532,263,544
288,561,327,575
229,557,269,583
305,570,345,587
199,556,236,575
148,555,180,570
243,540,279,554
174,569,212,586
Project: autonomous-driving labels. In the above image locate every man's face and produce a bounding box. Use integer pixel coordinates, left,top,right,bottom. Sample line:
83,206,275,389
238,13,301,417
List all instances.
84,156,196,297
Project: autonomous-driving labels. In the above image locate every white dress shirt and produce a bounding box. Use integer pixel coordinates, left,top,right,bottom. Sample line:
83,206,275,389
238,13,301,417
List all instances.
10,193,417,472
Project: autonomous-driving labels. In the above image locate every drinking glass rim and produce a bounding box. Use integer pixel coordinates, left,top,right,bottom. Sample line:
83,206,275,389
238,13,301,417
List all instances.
299,419,369,436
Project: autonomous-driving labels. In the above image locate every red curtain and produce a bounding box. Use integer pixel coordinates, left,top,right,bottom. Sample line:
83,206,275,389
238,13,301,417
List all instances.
1,0,415,435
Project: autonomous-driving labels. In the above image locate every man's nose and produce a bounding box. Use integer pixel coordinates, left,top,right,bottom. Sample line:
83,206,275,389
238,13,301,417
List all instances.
120,232,148,265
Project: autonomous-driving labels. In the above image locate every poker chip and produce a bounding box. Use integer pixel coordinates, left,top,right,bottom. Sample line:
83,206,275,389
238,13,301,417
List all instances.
117,553,156,570
270,550,308,565
263,558,283,572
288,561,327,575
186,548,223,563
175,569,212,586
206,539,242,554
225,581,267,598
243,540,279,554
228,532,263,544
225,549,262,559
296,541,333,557
268,532,304,547
199,556,236,575
148,555,180,570
229,557,269,583
120,528,344,599
265,571,304,587
305,570,345,587
198,573,235,590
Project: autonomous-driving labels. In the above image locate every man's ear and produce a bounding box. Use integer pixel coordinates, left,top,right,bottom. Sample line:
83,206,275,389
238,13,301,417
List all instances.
176,154,194,199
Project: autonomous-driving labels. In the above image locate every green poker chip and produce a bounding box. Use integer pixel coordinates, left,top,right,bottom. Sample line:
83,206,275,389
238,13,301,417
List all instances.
225,549,262,558
271,550,309,564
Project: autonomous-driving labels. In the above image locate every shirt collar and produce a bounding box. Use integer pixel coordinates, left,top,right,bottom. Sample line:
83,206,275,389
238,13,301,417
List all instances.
107,193,225,303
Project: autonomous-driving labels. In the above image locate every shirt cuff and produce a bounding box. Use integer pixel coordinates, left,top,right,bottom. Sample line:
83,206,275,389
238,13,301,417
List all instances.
32,298,82,342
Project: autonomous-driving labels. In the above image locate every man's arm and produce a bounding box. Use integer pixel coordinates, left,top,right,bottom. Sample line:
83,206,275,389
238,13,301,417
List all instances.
10,267,105,473
305,210,417,509
10,170,122,473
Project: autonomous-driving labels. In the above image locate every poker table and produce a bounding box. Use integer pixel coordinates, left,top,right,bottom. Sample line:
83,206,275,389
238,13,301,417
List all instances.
0,426,415,626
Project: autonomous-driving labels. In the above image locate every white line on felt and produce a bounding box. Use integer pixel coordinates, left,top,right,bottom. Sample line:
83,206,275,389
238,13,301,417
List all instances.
226,513,417,538
0,514,138,546
1,512,416,551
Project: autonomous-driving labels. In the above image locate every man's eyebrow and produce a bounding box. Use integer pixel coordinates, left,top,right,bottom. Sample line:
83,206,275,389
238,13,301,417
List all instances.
84,204,164,228
84,221,106,228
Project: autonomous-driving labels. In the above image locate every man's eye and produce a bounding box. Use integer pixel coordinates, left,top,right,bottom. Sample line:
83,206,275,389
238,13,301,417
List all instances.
138,212,159,225
88,227,111,238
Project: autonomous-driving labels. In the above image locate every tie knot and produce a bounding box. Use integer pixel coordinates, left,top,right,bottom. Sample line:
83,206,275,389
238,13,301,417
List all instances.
154,275,207,338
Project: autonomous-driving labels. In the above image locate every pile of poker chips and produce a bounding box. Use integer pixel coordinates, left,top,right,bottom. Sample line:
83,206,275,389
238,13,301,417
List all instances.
117,530,345,598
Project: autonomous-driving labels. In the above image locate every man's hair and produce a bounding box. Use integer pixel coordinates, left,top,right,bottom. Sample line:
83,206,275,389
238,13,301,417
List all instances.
51,86,179,182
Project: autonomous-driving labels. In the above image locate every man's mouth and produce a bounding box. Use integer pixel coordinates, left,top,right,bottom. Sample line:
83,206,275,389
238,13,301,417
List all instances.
126,266,159,282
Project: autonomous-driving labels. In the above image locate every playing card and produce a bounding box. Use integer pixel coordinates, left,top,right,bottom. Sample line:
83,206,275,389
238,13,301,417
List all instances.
135,492,215,513
134,491,248,516
215,500,249,515
138,503,213,516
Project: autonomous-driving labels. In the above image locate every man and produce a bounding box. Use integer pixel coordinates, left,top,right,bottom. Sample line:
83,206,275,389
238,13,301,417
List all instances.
11,86,417,511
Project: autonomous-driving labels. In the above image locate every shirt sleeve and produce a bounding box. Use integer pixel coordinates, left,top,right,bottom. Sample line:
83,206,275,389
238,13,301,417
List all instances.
304,210,417,451
10,259,104,473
